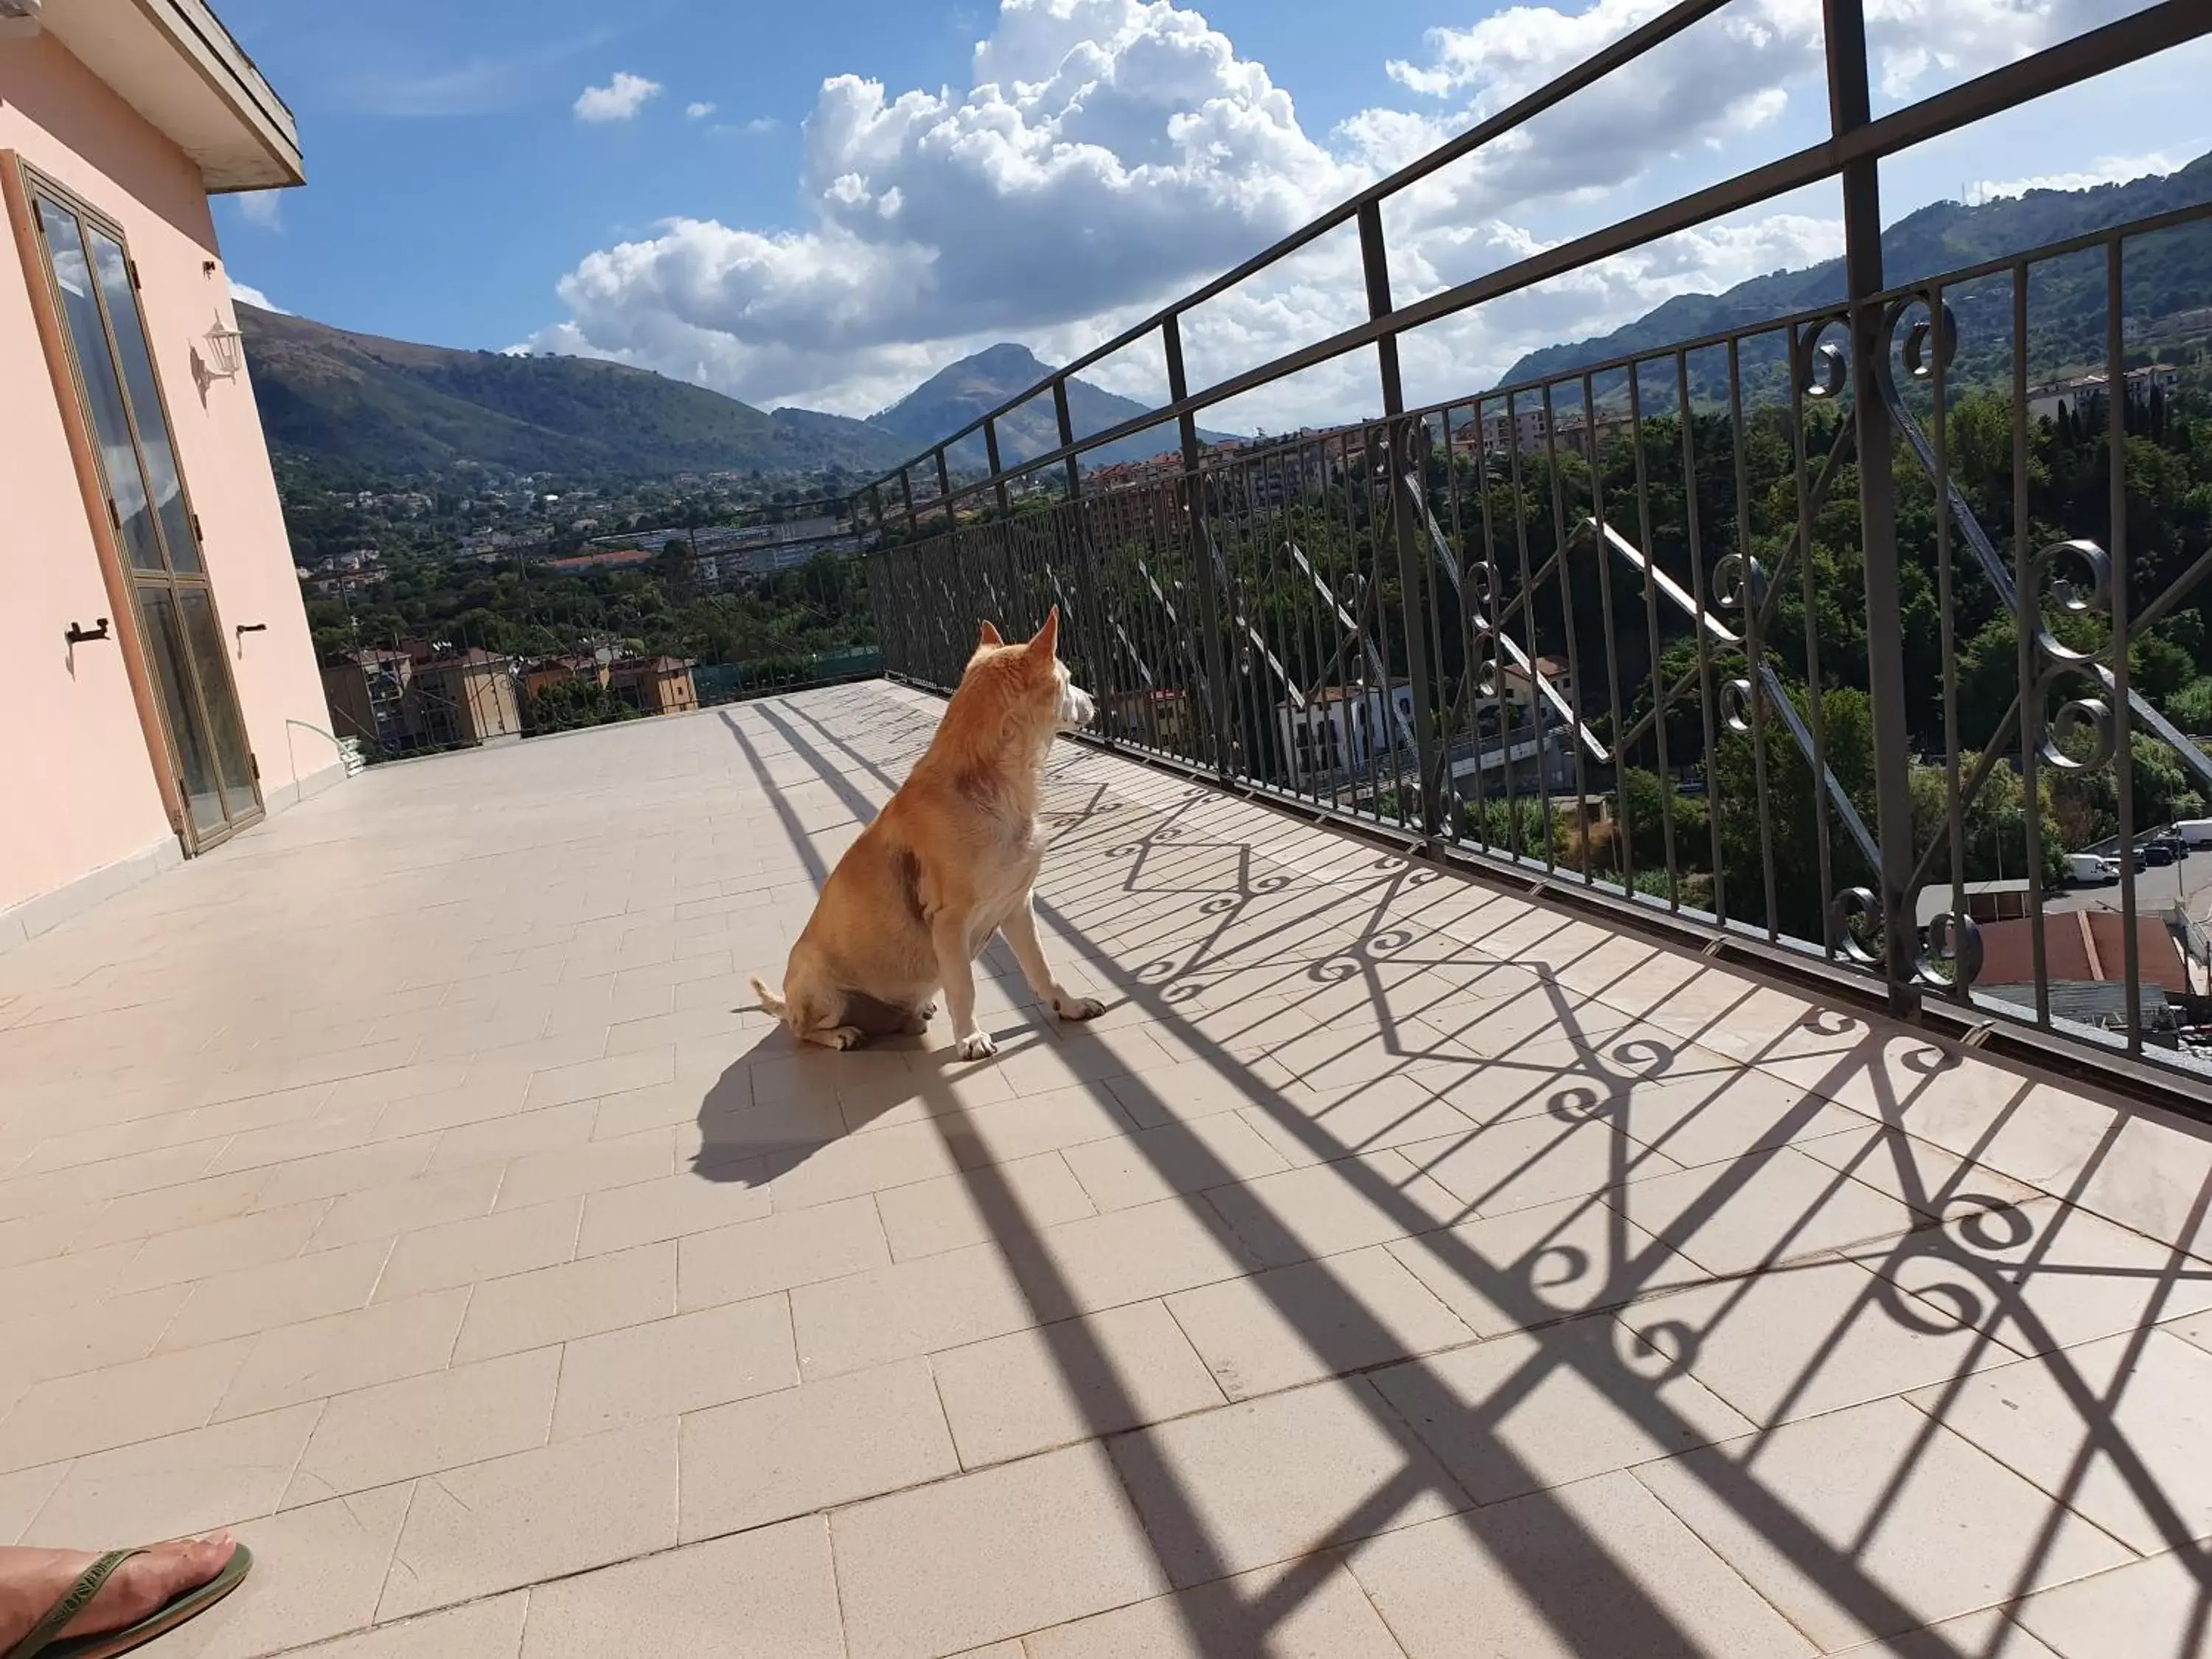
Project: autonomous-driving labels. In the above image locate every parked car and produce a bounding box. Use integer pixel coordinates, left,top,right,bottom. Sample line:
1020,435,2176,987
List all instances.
2176,818,2212,849
2141,841,2176,868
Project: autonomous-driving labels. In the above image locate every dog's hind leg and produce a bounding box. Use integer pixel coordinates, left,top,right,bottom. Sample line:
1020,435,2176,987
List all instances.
843,992,930,1040
788,987,867,1051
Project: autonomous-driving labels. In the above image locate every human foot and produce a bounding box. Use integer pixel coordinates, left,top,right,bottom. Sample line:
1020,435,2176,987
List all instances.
0,1534,237,1652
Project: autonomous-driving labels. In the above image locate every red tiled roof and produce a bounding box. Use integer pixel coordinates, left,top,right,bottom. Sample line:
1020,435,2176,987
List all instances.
543,547,656,573
1975,912,2188,993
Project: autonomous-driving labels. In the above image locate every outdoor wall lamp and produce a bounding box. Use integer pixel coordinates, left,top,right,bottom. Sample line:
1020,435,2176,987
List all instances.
203,319,245,379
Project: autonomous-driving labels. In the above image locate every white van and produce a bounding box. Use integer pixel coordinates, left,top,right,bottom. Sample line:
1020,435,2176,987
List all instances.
2176,818,2212,849
2067,852,2120,884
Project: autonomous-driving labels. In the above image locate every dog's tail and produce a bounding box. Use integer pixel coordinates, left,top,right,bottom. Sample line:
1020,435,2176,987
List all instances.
747,974,788,1018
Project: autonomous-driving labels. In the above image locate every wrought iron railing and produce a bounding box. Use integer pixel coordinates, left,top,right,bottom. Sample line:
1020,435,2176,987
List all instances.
862,0,2212,1098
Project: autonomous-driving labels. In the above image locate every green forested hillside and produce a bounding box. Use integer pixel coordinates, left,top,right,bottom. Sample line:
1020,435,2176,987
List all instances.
239,306,910,478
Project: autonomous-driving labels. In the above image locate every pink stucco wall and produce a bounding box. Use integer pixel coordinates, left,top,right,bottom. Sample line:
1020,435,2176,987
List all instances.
0,33,334,922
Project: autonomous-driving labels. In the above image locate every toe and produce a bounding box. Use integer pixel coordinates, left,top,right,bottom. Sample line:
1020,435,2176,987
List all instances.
116,1536,235,1627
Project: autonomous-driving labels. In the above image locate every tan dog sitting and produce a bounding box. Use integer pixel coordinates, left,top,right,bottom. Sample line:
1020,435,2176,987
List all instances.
750,608,1106,1057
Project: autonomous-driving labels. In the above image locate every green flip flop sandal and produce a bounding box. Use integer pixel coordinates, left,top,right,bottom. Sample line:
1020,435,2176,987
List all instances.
4,1543,254,1659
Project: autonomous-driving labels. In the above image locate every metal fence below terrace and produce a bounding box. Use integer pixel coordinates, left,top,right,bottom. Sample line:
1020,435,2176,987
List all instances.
865,0,2212,1103
694,647,886,707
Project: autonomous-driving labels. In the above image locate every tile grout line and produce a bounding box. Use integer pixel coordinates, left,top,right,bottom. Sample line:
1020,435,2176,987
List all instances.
268,1394,331,1519
1326,1540,1419,1659
366,1473,428,1630
9,1458,76,1549
1890,1385,2154,1564
1619,1451,1838,1652
1155,1290,1234,1412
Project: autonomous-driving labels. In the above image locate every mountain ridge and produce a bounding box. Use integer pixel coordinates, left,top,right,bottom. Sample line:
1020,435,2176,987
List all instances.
872,341,1242,470
240,315,1237,483
1494,150,2212,394
237,306,914,479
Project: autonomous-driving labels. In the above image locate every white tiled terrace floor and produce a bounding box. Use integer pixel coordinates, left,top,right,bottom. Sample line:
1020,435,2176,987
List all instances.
4,678,2212,1658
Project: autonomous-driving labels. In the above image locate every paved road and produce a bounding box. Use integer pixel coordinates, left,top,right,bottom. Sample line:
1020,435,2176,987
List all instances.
2046,841,2212,925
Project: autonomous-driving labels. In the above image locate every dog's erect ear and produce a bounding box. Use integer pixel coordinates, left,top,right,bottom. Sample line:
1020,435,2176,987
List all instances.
976,621,1004,648
1026,606,1060,661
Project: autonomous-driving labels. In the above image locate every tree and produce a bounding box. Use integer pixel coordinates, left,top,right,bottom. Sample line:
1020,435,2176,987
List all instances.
2170,675,2212,731
527,678,639,734
1708,682,1878,942
1907,754,2067,887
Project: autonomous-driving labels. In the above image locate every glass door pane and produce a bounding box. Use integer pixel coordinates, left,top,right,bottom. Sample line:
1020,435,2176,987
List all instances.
139,585,225,838
86,224,203,574
35,199,164,573
179,588,260,819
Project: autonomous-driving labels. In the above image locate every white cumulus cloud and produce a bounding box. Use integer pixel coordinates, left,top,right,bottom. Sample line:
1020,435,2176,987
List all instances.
234,190,284,230
228,279,288,314
1975,150,2181,201
686,100,717,119
1389,0,2132,114
535,0,1360,411
525,0,2146,425
574,72,664,123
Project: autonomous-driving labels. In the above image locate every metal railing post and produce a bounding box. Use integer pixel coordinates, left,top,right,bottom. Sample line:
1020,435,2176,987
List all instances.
1051,376,1115,740
1162,317,1237,780
984,418,1011,518
1827,0,1919,1014
1051,380,1081,504
935,448,956,532
1358,201,1446,838
867,518,896,662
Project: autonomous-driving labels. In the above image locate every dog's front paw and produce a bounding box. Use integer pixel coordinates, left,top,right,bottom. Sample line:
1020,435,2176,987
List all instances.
954,1031,1000,1061
1053,994,1107,1022
823,1025,868,1050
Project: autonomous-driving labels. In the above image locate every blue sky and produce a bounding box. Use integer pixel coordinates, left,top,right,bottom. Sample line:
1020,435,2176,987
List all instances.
213,0,2211,428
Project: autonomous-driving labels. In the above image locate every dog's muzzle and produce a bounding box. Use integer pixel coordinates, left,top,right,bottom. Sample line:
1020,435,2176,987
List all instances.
1060,682,1097,732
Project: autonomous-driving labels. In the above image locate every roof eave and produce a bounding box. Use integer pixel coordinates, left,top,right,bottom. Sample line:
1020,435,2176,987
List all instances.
45,0,304,193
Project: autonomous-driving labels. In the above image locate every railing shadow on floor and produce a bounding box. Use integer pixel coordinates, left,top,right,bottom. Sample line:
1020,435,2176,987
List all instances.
696,686,2212,1658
